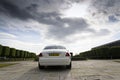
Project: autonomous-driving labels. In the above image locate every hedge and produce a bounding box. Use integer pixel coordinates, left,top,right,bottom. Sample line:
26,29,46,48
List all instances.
16,50,20,58
20,50,24,58
0,45,3,57
78,46,120,59
72,57,87,60
10,48,16,58
0,44,37,61
110,46,120,59
1,46,10,57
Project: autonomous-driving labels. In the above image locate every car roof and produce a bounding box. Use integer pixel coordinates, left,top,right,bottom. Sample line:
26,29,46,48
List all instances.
44,45,66,49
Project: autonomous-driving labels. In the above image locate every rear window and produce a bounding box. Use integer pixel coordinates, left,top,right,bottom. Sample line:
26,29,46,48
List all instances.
44,45,66,49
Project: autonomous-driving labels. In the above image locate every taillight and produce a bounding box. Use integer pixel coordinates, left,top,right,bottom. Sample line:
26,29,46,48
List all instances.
39,53,42,57
66,52,70,56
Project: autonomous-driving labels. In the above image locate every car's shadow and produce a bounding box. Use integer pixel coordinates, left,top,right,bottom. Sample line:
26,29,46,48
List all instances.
16,66,71,80
39,66,69,72
23,65,71,74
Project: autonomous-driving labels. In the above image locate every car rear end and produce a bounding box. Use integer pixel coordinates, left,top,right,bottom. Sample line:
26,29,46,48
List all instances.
38,45,71,69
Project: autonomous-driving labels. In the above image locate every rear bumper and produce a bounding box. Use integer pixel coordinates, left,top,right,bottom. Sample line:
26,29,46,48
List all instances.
39,57,71,66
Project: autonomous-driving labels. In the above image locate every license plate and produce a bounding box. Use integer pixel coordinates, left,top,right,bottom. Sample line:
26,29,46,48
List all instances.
49,53,59,56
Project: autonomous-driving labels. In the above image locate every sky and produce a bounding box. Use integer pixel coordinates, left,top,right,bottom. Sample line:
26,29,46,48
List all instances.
0,0,120,55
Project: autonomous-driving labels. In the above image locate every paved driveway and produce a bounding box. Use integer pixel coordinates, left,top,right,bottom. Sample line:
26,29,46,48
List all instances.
0,60,120,80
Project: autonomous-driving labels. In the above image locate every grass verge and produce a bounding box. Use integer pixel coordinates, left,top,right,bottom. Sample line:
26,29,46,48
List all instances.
0,63,17,68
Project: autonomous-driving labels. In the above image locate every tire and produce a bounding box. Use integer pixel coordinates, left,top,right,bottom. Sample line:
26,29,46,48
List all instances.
38,63,44,69
66,62,71,69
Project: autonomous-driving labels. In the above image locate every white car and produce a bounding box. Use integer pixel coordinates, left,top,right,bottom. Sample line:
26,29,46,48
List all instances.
38,45,71,69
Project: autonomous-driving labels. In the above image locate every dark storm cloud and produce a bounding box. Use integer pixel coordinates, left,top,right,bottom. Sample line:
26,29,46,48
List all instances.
0,0,111,41
26,4,38,11
31,10,93,40
47,18,95,39
108,15,119,22
33,12,62,26
106,0,115,7
91,0,119,14
90,0,120,22
0,0,86,21
0,0,33,20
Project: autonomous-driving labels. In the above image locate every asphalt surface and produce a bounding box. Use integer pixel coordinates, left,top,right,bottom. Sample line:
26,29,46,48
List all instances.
0,60,120,80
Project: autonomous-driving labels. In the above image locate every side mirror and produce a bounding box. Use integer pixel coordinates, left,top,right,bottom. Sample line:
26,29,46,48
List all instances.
70,52,73,57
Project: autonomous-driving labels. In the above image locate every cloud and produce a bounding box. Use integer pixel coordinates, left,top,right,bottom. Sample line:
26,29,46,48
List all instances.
0,0,33,20
91,0,120,14
46,18,93,40
33,12,62,25
0,32,17,39
0,38,42,53
0,0,118,54
90,0,120,22
0,0,69,21
0,0,93,42
108,15,119,22
26,3,38,11
95,29,111,36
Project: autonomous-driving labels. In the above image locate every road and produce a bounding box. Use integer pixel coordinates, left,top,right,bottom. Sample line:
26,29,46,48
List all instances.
0,60,120,80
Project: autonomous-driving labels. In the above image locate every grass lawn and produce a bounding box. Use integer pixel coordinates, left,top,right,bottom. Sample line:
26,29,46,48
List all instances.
0,63,17,68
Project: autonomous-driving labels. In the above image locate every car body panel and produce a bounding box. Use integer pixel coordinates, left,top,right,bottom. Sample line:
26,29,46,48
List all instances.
39,57,71,66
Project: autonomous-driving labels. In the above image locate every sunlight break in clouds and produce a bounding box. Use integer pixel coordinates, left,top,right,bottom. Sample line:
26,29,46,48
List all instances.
61,2,89,18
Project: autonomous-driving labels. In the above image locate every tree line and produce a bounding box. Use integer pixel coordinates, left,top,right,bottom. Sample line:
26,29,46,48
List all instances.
0,44,36,61
75,46,120,59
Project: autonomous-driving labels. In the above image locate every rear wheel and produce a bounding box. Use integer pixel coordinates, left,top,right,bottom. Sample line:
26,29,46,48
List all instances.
38,63,44,69
66,62,71,69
